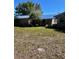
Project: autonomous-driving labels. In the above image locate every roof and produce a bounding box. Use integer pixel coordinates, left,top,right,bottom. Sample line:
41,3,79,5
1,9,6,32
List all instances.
15,15,29,19
54,12,65,18
15,15,54,20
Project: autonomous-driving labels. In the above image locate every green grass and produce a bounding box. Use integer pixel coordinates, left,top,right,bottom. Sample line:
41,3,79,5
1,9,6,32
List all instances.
15,27,65,59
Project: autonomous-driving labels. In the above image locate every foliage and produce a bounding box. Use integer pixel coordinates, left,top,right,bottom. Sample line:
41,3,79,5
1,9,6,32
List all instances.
15,1,42,20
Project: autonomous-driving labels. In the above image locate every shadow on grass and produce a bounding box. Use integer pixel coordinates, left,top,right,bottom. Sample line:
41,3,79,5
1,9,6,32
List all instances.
46,25,65,33
54,28,65,33
46,27,65,33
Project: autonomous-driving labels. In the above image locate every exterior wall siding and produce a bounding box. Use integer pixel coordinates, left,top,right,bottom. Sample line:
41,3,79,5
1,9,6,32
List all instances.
51,18,57,25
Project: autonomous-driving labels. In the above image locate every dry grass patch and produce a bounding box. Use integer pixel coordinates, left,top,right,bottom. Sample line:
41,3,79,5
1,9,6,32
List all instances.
15,27,65,59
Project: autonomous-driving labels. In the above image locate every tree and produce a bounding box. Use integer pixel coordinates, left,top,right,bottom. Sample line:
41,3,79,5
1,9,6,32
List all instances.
15,1,42,20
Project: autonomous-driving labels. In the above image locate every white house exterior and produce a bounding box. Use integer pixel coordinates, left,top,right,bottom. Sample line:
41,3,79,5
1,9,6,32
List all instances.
51,18,57,25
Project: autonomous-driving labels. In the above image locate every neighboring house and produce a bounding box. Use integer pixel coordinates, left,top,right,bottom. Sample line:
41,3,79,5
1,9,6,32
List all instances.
14,15,56,26
54,12,65,25
14,12,65,27
53,12,65,29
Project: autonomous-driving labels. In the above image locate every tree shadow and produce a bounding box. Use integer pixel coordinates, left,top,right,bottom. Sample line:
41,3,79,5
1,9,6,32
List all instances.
46,25,65,33
54,28,65,33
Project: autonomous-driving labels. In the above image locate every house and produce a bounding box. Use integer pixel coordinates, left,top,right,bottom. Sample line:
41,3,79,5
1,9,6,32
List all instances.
14,15,57,26
14,12,65,27
54,12,65,25
53,12,65,29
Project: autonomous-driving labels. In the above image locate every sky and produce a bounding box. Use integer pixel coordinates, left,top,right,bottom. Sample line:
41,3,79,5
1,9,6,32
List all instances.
14,0,65,15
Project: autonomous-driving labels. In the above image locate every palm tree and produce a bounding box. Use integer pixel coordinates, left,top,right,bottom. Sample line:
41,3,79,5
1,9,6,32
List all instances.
15,1,42,18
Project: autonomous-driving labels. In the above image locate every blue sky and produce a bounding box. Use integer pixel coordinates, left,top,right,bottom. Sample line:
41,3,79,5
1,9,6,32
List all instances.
14,0,65,15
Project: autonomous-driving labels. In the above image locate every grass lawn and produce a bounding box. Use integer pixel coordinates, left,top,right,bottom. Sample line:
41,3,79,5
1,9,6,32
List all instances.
14,27,65,59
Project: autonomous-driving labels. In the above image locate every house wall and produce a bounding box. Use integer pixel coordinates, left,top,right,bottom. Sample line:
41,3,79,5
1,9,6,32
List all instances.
14,18,53,26
51,18,57,25
14,19,29,26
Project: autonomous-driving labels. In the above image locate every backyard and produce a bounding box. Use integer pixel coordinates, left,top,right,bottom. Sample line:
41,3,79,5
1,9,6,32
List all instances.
14,27,65,59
